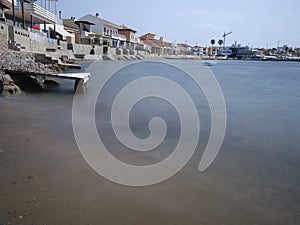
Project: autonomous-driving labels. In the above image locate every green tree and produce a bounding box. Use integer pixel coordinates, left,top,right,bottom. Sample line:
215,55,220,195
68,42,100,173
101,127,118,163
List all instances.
210,39,215,47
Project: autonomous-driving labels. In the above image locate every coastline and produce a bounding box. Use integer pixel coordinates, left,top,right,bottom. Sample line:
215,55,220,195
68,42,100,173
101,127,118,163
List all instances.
1,45,300,97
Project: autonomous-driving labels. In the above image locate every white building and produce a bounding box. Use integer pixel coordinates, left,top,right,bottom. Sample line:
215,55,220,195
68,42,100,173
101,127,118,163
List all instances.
78,13,126,48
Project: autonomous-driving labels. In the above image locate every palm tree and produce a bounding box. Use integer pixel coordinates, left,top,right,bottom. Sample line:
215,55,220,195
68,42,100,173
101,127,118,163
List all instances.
210,39,215,56
218,39,223,47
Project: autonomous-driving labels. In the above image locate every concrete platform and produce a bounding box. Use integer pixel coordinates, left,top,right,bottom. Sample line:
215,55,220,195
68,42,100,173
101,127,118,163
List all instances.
5,70,90,92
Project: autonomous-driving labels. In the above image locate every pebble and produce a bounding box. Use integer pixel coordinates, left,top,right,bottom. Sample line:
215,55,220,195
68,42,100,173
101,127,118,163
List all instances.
32,196,38,202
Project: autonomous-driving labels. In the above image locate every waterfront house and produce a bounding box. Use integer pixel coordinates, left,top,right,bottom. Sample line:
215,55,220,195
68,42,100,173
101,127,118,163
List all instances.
140,33,163,55
159,36,173,55
62,17,79,44
177,43,192,55
0,0,74,52
118,24,136,49
5,0,57,28
78,13,126,53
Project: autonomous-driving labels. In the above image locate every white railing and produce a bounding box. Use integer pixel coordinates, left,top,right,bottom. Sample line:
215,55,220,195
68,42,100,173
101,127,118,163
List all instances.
15,2,57,24
29,3,57,23
112,33,126,41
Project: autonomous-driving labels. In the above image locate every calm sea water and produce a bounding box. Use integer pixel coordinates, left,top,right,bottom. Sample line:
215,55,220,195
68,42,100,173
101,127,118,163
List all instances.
0,60,299,224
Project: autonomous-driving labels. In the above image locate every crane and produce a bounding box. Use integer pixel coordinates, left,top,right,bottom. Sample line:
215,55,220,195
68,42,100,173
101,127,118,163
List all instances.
222,31,233,47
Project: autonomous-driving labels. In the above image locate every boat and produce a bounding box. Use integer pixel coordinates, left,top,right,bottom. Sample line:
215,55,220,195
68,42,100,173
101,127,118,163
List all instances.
202,60,217,66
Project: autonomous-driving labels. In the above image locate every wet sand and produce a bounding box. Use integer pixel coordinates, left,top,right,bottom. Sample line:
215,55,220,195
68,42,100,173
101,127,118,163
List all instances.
0,60,299,225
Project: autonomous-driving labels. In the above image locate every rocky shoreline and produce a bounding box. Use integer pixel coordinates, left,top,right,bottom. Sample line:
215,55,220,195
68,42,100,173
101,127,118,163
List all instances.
0,49,68,96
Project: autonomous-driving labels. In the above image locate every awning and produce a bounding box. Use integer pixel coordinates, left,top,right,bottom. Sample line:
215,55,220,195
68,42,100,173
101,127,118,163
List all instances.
48,24,74,37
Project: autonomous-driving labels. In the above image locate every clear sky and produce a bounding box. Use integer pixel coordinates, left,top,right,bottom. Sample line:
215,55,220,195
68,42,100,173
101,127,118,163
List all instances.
56,0,300,48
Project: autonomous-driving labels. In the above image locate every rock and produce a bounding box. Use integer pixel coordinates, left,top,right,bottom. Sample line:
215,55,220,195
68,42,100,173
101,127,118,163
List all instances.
0,51,67,95
2,74,14,85
1,83,22,96
0,51,61,75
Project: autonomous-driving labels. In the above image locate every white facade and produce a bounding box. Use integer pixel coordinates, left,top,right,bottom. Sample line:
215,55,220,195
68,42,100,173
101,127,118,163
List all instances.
78,14,125,42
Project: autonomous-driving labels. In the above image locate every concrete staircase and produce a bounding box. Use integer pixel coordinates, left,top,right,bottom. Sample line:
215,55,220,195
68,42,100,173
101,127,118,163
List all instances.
102,55,114,60
35,53,61,64
8,41,26,52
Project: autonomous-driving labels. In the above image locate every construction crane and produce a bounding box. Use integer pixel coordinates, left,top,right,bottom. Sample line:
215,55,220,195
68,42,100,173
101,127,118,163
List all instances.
222,31,233,47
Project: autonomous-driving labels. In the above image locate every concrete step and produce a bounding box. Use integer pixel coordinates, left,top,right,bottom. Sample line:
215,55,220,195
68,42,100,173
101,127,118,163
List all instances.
102,55,114,60
84,55,102,60
122,55,129,60
136,55,144,60
74,54,85,59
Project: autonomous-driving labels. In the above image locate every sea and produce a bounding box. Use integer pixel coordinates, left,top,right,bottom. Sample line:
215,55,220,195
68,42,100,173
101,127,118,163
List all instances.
0,59,299,225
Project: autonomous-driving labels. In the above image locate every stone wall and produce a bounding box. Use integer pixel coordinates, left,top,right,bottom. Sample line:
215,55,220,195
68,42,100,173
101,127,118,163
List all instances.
107,47,116,56
10,26,31,50
123,48,129,55
30,31,57,52
2,22,149,60
0,21,8,49
94,46,102,55
30,39,55,52
72,44,93,55
138,50,146,57
59,41,68,51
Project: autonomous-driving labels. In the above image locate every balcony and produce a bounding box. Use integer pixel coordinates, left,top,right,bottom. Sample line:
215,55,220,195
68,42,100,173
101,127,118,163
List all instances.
112,33,126,42
14,2,57,24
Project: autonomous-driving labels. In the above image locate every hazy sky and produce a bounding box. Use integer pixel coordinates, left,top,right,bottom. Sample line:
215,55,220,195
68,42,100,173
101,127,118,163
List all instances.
57,0,300,47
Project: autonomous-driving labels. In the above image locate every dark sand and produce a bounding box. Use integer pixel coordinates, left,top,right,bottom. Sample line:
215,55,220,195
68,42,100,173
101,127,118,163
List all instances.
0,60,299,225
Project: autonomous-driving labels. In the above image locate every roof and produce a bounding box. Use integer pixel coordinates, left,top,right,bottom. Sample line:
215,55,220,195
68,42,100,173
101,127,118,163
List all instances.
119,28,137,33
119,24,136,33
75,20,95,25
141,39,162,48
140,33,156,39
85,14,121,29
63,19,80,30
47,24,74,37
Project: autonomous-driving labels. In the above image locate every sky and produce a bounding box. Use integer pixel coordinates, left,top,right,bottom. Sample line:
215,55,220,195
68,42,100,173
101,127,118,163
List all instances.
56,0,300,48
